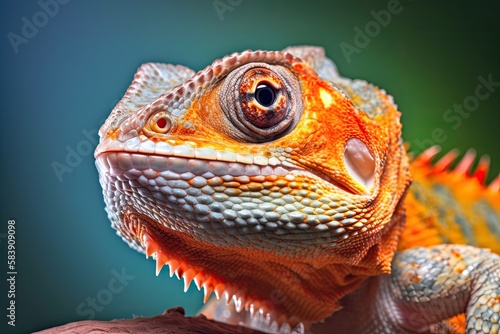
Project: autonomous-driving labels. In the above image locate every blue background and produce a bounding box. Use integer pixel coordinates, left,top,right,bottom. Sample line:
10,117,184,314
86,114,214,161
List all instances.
1,1,499,333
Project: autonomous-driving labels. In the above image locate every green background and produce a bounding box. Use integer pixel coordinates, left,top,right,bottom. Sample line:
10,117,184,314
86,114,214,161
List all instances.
1,1,499,333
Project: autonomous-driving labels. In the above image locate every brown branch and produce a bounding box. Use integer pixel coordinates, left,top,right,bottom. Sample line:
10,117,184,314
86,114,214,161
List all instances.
34,307,266,334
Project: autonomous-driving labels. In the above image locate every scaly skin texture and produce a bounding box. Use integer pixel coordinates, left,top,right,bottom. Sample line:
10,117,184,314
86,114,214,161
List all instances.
95,46,500,333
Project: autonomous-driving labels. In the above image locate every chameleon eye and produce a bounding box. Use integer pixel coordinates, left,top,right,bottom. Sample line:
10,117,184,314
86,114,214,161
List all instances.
219,63,303,142
239,70,288,129
147,111,173,134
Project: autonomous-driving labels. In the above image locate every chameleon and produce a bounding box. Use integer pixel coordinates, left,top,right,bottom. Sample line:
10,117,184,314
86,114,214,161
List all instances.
94,46,500,333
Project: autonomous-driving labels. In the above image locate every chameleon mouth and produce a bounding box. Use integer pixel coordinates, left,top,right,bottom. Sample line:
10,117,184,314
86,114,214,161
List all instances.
96,144,383,328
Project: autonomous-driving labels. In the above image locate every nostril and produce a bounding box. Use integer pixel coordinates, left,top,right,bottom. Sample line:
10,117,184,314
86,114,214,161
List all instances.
344,138,375,190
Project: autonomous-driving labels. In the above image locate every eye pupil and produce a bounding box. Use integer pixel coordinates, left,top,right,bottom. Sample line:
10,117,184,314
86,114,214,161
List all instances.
156,118,167,128
255,83,276,107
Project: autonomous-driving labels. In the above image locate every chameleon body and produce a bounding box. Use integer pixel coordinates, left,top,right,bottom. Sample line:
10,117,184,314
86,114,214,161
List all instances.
95,46,500,333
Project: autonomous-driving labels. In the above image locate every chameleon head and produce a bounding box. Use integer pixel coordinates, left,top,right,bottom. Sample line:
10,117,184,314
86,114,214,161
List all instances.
95,47,411,325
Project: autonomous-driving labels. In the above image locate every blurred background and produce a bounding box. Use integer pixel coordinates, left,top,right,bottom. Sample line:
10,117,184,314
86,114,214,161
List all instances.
1,1,499,332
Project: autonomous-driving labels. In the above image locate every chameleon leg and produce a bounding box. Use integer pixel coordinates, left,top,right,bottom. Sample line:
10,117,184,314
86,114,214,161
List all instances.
312,245,499,334
387,244,500,333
